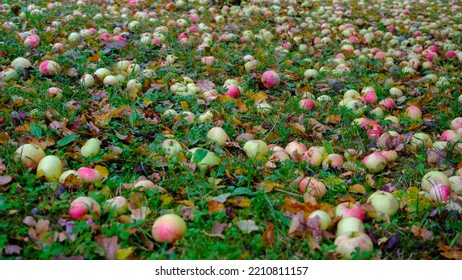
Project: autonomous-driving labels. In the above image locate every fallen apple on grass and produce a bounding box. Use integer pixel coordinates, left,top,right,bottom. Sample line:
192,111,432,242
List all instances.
69,196,101,220
37,155,63,182
334,231,374,259
367,191,399,217
15,144,46,170
151,213,187,243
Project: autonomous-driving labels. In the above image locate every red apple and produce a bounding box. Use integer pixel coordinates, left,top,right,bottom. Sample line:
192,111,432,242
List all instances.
362,152,387,173
335,202,365,221
151,214,187,243
69,196,101,220
224,84,241,98
428,184,451,203
261,70,280,89
299,177,327,198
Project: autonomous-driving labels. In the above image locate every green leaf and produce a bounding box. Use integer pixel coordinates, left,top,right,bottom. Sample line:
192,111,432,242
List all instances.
30,122,43,138
322,139,334,154
231,187,257,196
191,148,208,163
57,133,80,147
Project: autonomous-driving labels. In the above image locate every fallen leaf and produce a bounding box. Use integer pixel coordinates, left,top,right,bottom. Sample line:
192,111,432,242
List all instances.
236,219,259,234
349,184,366,194
211,222,229,235
116,247,135,260
227,197,251,208
208,200,225,213
5,245,22,255
0,175,12,186
261,222,275,249
438,244,462,260
94,165,109,178
95,235,120,260
288,215,300,235
0,132,9,144
130,207,151,221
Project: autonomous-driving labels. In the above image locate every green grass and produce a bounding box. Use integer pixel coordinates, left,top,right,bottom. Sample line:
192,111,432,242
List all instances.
0,0,462,260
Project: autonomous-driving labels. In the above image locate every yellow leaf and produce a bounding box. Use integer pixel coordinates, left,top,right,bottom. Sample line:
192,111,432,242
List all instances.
349,184,366,194
250,91,268,102
116,247,135,260
180,101,189,111
94,165,109,178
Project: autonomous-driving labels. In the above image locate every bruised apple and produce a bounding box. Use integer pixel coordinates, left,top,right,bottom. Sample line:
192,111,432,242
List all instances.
151,214,187,243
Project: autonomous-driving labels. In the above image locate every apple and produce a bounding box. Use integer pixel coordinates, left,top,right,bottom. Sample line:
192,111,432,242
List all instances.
58,170,83,187
428,184,451,203
299,177,327,198
15,144,46,170
362,152,387,173
104,196,128,216
301,146,328,167
367,191,399,217
207,127,230,146
243,140,268,160
449,176,462,195
80,74,95,87
335,202,365,221
450,117,462,131
261,70,280,89
103,75,119,86
38,60,61,76
405,105,422,121
77,167,102,183
284,141,307,161
421,171,450,192
336,217,364,236
94,68,111,80
381,150,398,163
11,57,32,70
162,139,183,156
69,196,101,220
409,132,433,150
322,153,344,169
224,84,240,98
299,99,316,110
37,155,63,182
188,148,221,169
151,213,187,243
303,69,318,79
335,231,374,259
81,138,101,157
308,210,332,230
24,34,40,48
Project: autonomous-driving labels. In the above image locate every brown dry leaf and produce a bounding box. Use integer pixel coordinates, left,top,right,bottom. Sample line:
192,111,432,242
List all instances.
130,207,151,221
211,222,229,235
0,132,10,144
23,216,36,227
208,200,225,213
349,184,367,194
236,101,248,113
257,181,285,192
365,174,375,188
438,244,462,260
0,175,12,186
201,230,225,239
411,225,433,240
261,222,275,249
227,197,251,208
288,215,300,235
282,196,317,218
236,219,259,234
327,114,342,125
95,235,120,260
35,219,50,236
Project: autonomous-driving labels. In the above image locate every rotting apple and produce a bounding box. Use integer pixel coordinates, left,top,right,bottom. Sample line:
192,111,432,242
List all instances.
162,139,183,156
151,213,187,243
